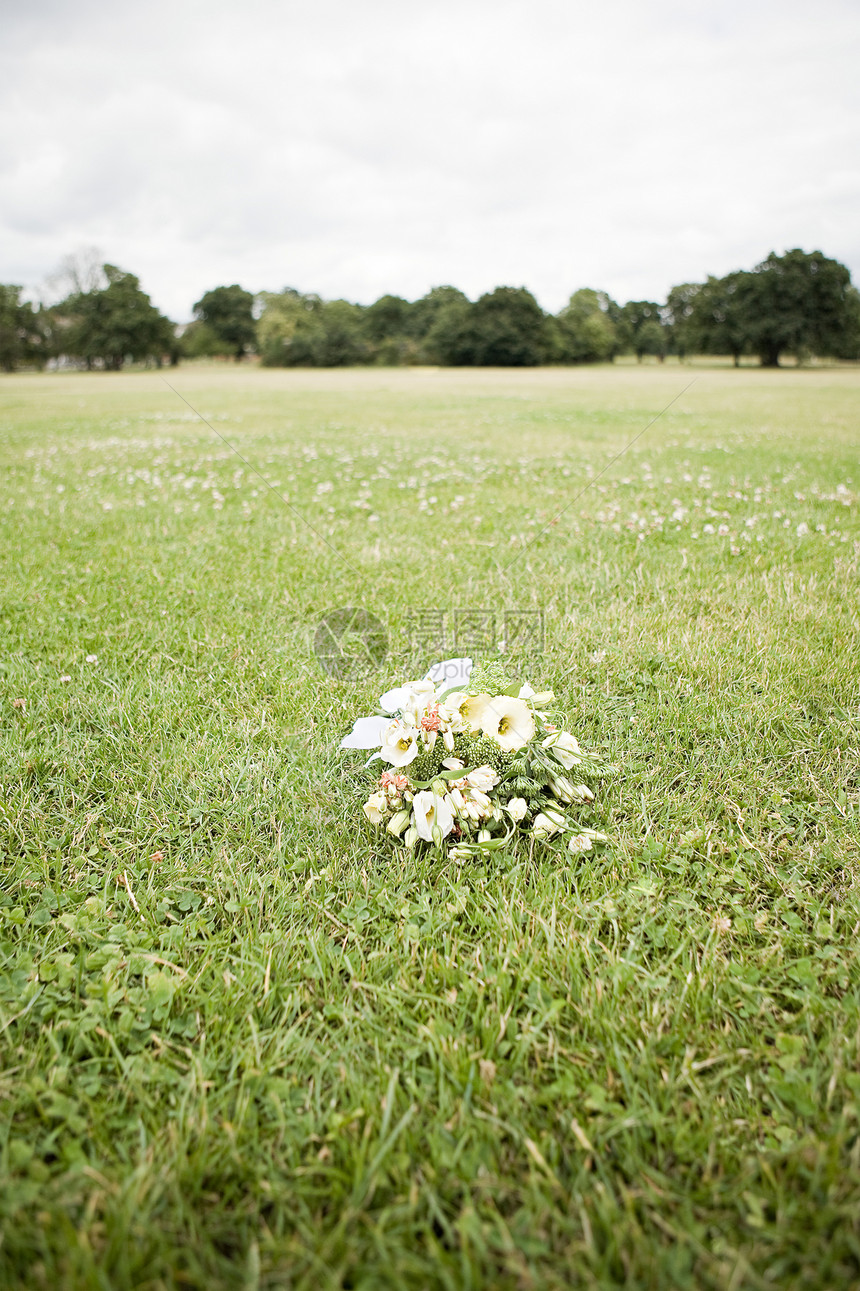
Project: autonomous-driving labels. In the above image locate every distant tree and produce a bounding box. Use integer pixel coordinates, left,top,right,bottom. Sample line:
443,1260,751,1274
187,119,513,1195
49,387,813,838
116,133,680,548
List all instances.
619,301,666,361
422,293,476,365
664,283,701,360
59,265,176,369
687,273,749,365
256,290,369,367
0,286,50,371
428,287,547,366
192,284,256,360
46,247,107,301
179,320,233,360
415,288,473,364
739,249,860,367
257,289,323,366
314,300,369,367
554,288,619,363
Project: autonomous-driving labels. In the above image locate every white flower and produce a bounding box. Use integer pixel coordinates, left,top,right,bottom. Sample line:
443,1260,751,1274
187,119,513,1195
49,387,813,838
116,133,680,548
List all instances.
567,833,594,854
442,691,489,733
85,654,98,663
340,715,389,750
362,791,387,824
441,757,465,771
426,657,472,692
463,764,500,793
380,721,420,767
542,730,582,770
480,696,535,751
505,797,529,822
532,808,566,839
379,679,435,715
412,790,455,843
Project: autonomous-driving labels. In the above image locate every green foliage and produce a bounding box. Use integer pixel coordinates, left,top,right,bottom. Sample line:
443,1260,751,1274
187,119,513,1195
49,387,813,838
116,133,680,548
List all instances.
664,282,701,360
620,300,667,361
179,320,232,359
257,291,370,368
681,249,860,367
57,265,176,370
192,284,256,361
743,248,860,367
428,287,549,366
467,660,514,695
553,289,620,363
0,366,859,1286
0,286,50,372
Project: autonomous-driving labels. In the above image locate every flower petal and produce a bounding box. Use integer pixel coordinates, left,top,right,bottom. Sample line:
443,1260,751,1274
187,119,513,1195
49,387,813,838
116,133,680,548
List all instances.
340,715,389,749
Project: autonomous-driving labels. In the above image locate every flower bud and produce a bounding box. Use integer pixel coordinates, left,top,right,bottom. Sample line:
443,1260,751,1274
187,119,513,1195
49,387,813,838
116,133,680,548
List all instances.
386,809,411,837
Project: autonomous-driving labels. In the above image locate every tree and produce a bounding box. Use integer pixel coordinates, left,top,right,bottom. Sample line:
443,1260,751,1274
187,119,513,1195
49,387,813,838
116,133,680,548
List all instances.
413,288,472,364
740,249,860,367
0,286,50,371
256,290,369,367
554,288,619,363
664,283,701,360
687,273,750,365
428,287,547,366
59,265,176,369
619,301,666,361
192,284,256,360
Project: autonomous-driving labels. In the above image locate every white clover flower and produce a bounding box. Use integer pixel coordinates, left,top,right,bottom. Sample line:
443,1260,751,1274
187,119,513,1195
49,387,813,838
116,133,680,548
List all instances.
567,832,594,855
542,730,582,770
380,721,420,768
480,696,535,752
505,797,529,822
362,791,387,824
412,790,455,843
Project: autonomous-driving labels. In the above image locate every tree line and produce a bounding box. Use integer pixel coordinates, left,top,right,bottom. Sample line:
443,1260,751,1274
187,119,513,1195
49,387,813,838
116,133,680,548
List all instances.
2,248,859,373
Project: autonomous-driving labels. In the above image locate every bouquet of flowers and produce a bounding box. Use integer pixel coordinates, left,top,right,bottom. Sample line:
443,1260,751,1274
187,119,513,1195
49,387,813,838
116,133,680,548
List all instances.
340,657,607,859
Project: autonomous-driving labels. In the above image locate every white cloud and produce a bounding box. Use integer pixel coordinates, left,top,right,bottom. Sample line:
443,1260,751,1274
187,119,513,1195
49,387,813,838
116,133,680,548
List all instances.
2,0,858,319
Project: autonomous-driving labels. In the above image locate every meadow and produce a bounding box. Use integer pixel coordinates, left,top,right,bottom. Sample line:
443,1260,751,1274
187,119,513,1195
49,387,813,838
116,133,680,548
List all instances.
1,362,859,1289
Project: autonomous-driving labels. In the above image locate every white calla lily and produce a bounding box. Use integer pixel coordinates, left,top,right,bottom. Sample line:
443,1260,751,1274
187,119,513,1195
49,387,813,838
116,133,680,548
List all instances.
340,715,389,750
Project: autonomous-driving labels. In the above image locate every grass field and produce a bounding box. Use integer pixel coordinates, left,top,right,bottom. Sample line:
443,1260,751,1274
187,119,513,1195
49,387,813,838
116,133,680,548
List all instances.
1,363,859,1289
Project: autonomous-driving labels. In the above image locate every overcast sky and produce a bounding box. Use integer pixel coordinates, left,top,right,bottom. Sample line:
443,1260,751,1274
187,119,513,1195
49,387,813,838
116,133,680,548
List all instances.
2,0,859,320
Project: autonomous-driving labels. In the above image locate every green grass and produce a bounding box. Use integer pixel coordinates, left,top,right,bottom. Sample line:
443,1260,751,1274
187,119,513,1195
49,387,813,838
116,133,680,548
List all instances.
1,363,859,1289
